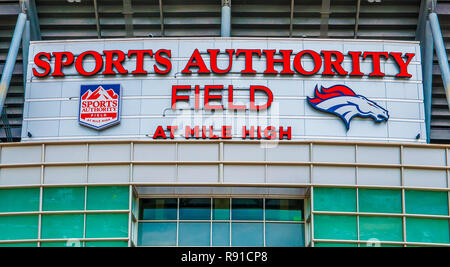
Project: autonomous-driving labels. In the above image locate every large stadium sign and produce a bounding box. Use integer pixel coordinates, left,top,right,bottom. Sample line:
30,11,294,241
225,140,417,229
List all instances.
24,38,424,142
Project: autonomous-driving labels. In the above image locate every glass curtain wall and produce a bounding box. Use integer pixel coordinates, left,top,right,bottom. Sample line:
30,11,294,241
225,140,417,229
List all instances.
138,198,305,247
313,187,450,247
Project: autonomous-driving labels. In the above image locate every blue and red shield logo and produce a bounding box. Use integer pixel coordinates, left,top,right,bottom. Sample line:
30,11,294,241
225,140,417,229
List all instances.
79,84,121,130
307,85,389,130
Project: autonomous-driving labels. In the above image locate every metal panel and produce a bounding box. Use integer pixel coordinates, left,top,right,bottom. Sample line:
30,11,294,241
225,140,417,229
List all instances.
44,166,87,184
404,168,447,188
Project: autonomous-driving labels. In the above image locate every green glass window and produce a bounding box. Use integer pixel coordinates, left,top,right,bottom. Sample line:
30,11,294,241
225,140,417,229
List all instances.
359,216,403,242
314,242,358,247
231,223,264,247
0,243,38,247
265,223,305,247
179,222,211,246
406,218,450,244
138,222,177,246
180,199,211,220
87,186,129,211
41,214,84,239
140,198,177,220
265,199,303,221
0,215,38,240
359,189,402,214
43,187,85,211
405,190,449,216
40,241,82,247
86,214,128,238
314,215,357,240
213,199,230,220
0,188,40,212
232,199,263,221
85,241,128,247
314,188,356,212
212,223,230,246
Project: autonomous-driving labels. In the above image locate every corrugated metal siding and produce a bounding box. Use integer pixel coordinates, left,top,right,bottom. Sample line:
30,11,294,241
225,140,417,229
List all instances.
35,0,421,40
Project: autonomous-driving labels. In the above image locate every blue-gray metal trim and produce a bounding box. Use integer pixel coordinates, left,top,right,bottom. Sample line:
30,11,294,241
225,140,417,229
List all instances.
424,21,435,143
24,0,41,41
0,12,26,116
22,20,30,88
430,12,450,109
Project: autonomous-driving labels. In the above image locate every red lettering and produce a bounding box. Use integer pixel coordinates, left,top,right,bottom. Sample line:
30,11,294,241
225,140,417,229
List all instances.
348,51,364,76
293,50,322,75
363,51,389,77
52,52,74,77
204,85,224,110
321,51,348,76
182,49,211,74
33,52,52,77
186,126,200,139
103,50,128,75
194,85,200,110
167,126,178,139
264,126,277,140
242,126,256,139
154,49,172,74
228,85,246,110
75,51,103,76
172,85,191,109
222,126,232,139
208,49,234,74
250,86,273,111
390,52,415,78
236,49,262,74
280,127,292,140
263,50,295,74
128,50,153,74
153,126,167,139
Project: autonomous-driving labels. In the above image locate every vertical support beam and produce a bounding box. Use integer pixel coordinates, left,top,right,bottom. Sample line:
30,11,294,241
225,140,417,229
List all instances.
289,0,295,38
417,0,434,143
123,0,134,38
320,0,331,38
159,0,165,37
24,0,41,40
423,21,434,143
416,0,432,40
430,13,450,110
221,0,231,37
0,13,27,115
354,0,361,39
22,20,31,89
93,0,101,39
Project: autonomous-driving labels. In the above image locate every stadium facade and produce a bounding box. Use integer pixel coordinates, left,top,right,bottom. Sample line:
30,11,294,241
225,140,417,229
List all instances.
0,0,449,247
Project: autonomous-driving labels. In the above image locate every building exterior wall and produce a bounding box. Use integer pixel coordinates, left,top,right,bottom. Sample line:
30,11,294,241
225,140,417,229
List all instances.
0,140,448,247
24,38,426,143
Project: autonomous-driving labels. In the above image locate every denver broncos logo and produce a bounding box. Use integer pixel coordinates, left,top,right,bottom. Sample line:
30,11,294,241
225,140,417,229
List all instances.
307,85,389,130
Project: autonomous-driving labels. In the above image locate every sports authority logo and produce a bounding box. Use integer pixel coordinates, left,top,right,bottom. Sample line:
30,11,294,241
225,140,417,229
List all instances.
79,84,121,130
307,85,389,130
